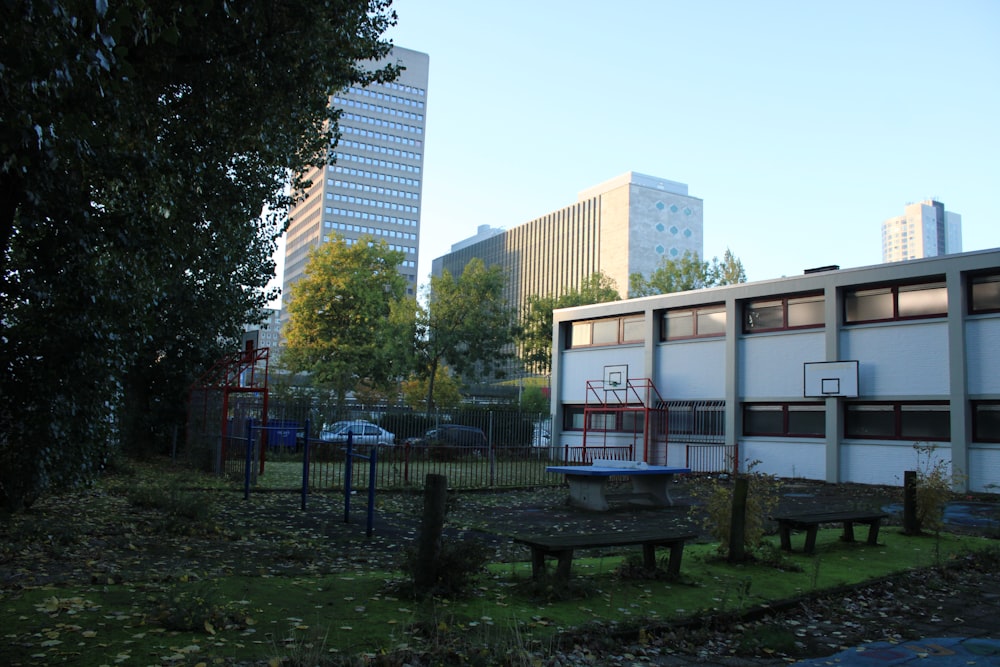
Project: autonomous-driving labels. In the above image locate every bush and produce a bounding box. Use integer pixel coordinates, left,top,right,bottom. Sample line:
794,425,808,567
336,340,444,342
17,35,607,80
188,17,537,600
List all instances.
689,461,780,556
912,442,959,533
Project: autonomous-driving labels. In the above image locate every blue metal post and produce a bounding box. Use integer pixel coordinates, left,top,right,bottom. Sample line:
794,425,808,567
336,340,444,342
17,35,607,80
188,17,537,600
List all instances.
344,431,353,524
366,447,377,537
244,418,253,500
300,419,310,511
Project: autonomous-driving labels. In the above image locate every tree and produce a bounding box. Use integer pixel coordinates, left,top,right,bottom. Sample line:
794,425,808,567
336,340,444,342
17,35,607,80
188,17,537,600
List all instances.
282,238,407,410
520,272,621,375
403,259,518,414
628,249,747,297
0,1,399,508
401,366,463,412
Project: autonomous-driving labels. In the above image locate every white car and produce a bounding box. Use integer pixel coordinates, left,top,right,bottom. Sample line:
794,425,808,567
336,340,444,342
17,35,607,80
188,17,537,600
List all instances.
319,420,395,445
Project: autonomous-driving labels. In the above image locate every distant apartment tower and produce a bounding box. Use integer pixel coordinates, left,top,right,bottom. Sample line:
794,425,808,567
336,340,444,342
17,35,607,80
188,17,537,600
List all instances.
432,172,704,315
244,308,281,351
882,200,961,263
282,46,429,319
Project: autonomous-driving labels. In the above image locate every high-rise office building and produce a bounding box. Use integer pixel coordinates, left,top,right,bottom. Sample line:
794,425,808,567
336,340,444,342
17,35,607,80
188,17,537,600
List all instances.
432,171,704,316
882,200,962,263
282,46,429,320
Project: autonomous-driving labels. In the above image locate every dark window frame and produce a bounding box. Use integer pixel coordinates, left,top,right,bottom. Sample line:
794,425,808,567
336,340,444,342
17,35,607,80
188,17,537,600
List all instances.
562,404,648,433
844,401,951,441
972,400,1000,443
661,303,727,341
969,272,1000,315
844,279,948,324
742,402,826,438
569,314,646,348
743,292,824,334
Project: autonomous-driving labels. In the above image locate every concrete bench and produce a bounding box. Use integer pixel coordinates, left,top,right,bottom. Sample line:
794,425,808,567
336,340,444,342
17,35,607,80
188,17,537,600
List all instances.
512,529,698,581
772,509,890,554
545,460,691,511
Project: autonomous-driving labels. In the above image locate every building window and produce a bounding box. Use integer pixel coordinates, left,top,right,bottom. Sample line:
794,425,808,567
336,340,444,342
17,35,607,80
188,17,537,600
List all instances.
569,314,645,348
844,281,947,323
972,401,1000,442
666,401,725,438
744,294,824,333
661,304,726,340
970,273,1000,314
562,405,646,432
844,402,950,440
743,403,825,437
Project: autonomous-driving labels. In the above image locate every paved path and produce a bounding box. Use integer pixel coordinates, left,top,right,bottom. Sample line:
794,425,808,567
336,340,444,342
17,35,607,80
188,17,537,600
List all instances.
793,637,1000,665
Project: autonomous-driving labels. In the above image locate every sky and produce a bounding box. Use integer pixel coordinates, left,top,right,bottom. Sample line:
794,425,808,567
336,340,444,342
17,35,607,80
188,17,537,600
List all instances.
271,0,999,305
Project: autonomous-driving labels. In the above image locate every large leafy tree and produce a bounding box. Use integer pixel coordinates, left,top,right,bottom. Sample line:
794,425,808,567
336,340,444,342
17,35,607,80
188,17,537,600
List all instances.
401,259,519,414
628,249,747,297
520,271,621,375
282,238,407,410
0,1,399,508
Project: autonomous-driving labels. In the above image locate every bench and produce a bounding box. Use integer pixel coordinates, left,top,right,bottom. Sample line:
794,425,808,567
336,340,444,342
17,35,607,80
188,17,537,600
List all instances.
771,510,890,554
546,460,691,511
512,529,698,581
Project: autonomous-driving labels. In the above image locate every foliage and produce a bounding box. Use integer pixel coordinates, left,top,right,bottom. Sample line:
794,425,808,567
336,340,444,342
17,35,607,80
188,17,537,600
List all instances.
0,1,399,508
282,238,407,409
400,259,519,413
689,464,780,555
402,366,463,411
911,442,958,533
519,271,621,374
519,385,550,414
628,249,746,297
397,538,492,599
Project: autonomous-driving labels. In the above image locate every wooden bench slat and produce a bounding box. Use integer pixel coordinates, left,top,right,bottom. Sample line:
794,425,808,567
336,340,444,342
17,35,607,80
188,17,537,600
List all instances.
771,510,889,554
512,530,697,580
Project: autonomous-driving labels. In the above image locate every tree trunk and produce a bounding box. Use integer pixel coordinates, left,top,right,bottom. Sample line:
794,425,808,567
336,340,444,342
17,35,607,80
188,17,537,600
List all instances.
903,470,920,535
728,477,749,562
413,473,448,596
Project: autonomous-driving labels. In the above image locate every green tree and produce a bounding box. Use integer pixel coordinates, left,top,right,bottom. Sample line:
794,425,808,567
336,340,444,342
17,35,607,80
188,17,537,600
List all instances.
520,271,621,374
282,238,407,410
401,367,463,412
628,249,746,297
404,259,518,414
0,1,398,508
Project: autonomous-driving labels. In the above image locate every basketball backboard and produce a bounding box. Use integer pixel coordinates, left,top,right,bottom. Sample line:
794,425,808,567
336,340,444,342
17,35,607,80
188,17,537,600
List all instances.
603,364,628,389
803,360,859,398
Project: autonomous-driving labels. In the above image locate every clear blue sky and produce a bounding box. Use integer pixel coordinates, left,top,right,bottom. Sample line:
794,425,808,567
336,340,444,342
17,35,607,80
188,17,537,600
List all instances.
272,0,999,305
387,0,1000,280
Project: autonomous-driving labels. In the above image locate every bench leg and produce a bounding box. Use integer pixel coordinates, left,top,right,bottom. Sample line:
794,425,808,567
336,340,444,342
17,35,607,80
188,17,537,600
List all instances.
554,549,573,581
778,524,792,551
530,548,547,579
865,520,882,545
642,544,656,569
803,526,819,554
841,521,857,543
665,541,685,576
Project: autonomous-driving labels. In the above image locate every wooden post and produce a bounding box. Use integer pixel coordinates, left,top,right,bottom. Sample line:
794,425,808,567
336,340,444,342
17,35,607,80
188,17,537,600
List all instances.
903,470,920,535
728,477,749,562
414,474,448,595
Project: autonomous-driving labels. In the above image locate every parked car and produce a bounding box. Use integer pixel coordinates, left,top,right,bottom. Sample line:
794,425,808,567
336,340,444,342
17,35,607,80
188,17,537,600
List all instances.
405,424,488,456
319,420,395,445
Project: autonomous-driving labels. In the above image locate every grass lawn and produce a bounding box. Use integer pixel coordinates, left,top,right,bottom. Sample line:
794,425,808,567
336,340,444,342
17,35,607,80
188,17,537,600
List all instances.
2,523,992,665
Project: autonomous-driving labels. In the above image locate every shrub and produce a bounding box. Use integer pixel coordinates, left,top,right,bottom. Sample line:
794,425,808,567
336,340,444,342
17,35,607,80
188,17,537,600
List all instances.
689,460,780,556
911,442,959,533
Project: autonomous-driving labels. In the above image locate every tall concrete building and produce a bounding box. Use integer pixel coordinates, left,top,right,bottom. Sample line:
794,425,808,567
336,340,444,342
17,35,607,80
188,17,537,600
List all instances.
432,171,704,315
882,199,962,263
282,46,429,319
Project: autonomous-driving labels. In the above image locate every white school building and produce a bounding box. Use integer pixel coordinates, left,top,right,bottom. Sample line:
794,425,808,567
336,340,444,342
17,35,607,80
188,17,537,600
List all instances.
550,248,1000,494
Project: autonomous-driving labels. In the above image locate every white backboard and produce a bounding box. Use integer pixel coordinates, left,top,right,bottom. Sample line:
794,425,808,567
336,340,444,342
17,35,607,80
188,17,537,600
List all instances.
603,364,628,389
803,361,859,398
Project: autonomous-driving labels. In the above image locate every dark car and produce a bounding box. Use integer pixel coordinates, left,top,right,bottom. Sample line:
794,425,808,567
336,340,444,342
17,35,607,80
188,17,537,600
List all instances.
405,424,488,458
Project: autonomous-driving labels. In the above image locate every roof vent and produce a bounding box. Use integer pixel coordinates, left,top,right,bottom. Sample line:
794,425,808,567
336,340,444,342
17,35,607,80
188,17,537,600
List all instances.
804,265,840,274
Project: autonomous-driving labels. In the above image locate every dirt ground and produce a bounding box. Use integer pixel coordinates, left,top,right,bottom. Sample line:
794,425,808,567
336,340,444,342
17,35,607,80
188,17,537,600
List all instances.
3,471,999,665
